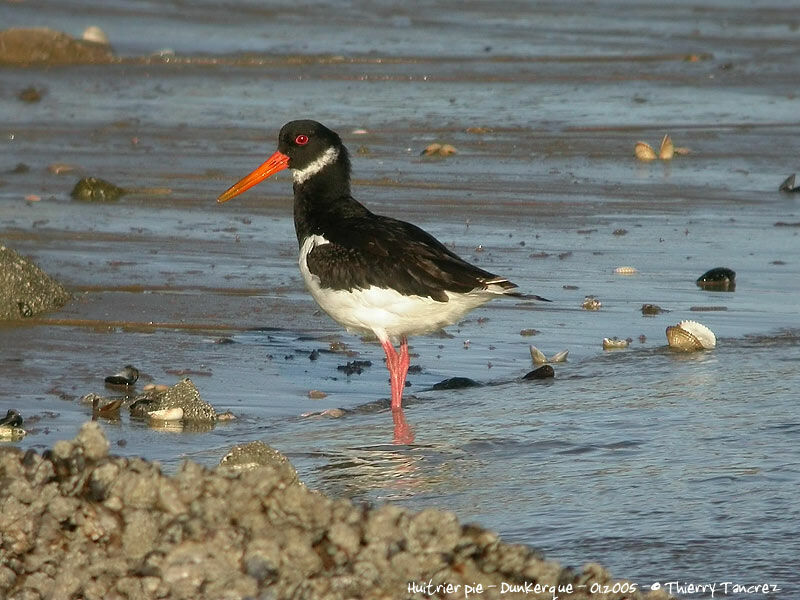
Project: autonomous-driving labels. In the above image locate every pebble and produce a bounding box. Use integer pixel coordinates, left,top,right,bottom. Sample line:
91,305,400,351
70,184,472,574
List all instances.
641,303,666,315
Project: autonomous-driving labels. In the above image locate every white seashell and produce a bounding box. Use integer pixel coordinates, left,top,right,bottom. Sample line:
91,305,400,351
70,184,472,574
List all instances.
666,320,716,351
531,346,568,364
603,337,629,349
635,141,657,161
82,26,109,45
529,345,547,364
614,266,637,275
148,407,184,421
658,134,674,160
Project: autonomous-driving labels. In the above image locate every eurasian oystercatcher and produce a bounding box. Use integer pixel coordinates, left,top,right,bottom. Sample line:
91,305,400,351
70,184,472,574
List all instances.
218,120,537,415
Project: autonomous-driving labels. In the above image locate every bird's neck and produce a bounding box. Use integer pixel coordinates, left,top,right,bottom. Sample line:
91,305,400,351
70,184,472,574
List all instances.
292,151,360,244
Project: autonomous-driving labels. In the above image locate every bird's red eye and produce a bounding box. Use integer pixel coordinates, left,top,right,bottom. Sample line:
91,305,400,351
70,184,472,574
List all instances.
295,134,309,145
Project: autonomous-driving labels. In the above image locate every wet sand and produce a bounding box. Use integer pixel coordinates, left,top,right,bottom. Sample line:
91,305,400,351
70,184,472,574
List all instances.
2,1,800,597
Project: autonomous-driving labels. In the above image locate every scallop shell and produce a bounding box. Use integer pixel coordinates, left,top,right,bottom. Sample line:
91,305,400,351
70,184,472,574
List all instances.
614,266,638,275
666,320,716,351
658,134,674,160
635,141,657,161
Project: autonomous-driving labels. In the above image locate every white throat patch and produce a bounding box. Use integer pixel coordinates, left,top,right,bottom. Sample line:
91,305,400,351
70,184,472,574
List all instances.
292,147,339,184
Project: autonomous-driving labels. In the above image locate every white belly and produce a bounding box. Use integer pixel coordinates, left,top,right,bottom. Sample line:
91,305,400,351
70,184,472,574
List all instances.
298,235,501,342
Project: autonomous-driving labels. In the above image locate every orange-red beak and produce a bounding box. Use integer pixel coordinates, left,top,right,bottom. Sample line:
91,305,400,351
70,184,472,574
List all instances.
217,150,290,203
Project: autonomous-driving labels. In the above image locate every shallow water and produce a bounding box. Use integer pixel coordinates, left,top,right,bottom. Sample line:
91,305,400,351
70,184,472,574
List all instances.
2,0,800,596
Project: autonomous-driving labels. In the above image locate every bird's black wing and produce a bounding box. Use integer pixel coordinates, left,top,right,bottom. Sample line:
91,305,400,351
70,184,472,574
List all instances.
305,213,516,302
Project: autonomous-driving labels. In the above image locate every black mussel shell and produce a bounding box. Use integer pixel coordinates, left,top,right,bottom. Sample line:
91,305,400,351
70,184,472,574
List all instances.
696,267,736,290
779,174,799,192
0,409,23,428
431,377,480,390
104,365,139,386
523,365,555,380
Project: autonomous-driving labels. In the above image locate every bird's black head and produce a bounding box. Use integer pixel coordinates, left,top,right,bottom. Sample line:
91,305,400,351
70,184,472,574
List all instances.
276,120,343,171
217,119,350,204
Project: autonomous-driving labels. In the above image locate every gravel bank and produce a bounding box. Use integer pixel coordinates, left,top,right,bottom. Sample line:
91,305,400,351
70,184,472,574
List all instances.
0,423,669,600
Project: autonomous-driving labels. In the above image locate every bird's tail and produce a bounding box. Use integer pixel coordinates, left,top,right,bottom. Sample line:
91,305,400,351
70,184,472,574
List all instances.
506,292,552,302
483,277,551,302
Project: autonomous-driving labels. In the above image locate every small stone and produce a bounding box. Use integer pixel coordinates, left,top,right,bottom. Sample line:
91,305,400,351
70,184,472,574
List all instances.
70,177,125,202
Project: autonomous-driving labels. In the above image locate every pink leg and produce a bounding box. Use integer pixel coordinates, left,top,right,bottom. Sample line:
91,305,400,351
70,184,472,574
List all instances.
392,406,414,445
381,336,410,412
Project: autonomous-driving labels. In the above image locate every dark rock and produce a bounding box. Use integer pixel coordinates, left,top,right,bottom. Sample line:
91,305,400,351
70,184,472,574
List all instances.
337,360,372,375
